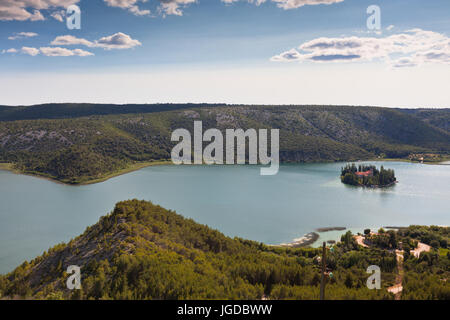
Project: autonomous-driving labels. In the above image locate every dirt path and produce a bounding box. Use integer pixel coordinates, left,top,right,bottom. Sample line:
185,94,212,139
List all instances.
355,235,369,248
388,250,404,300
386,242,430,299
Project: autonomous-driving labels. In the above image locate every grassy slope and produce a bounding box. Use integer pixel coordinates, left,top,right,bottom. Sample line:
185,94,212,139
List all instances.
0,105,449,184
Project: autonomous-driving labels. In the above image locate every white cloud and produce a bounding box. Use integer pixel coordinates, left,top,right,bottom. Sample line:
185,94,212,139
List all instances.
50,10,65,22
96,32,142,49
8,32,38,40
158,0,196,16
271,29,450,67
269,0,343,10
17,46,93,57
0,0,344,20
51,35,94,47
108,0,344,17
103,0,150,16
39,46,76,56
21,46,40,56
40,46,94,56
72,48,95,56
1,48,18,54
270,48,302,62
0,0,78,21
386,25,394,31
51,32,141,50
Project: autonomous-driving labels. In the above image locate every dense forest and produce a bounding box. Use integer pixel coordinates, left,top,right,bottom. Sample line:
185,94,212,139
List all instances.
0,200,448,300
341,163,397,187
0,105,449,184
1,104,449,134
400,108,450,133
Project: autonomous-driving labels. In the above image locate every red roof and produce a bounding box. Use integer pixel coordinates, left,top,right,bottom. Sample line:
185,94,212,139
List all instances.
356,170,372,177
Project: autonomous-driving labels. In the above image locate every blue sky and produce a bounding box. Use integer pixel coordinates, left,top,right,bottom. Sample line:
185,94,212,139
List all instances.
1,0,449,107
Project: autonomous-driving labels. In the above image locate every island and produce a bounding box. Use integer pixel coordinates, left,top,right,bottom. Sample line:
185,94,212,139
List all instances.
340,163,397,188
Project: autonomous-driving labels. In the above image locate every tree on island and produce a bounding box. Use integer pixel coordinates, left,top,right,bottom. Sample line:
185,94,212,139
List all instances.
340,163,396,187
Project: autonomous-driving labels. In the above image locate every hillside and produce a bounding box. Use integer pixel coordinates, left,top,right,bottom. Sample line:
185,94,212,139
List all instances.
399,108,450,133
0,105,449,184
0,200,448,300
0,103,224,122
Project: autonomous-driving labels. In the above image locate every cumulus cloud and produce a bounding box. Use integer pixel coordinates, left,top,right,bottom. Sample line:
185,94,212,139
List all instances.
21,46,40,56
0,0,79,21
271,29,450,67
8,32,38,40
50,10,65,22
96,32,142,49
51,35,94,47
51,32,141,50
17,46,93,56
157,0,196,16
1,48,18,54
269,0,343,10
104,0,150,16
109,0,344,17
39,46,94,56
0,0,344,20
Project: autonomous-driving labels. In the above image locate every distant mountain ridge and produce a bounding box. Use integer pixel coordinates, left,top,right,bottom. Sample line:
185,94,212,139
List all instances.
0,103,224,121
1,103,448,130
0,104,449,184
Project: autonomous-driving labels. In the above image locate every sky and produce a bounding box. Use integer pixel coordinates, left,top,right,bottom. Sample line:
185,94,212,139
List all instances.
0,0,449,107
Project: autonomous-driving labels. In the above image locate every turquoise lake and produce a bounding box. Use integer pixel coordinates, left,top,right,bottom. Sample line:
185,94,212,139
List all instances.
0,162,449,274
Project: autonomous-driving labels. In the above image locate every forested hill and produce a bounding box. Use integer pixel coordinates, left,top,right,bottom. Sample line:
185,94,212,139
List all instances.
0,103,225,121
1,200,448,300
1,104,449,130
398,108,450,133
0,104,449,184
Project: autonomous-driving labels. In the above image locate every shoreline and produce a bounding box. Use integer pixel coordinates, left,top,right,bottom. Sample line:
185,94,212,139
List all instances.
0,163,13,171
0,157,448,186
277,232,320,248
277,227,386,249
0,160,172,186
73,160,172,185
371,158,450,166
344,180,399,189
315,227,346,233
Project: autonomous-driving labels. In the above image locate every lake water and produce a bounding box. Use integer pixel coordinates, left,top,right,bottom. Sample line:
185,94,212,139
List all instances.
1,162,449,274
